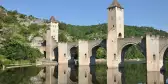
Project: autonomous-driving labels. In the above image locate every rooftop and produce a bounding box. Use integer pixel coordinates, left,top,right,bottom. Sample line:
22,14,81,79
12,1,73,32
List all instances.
108,0,123,9
50,16,58,23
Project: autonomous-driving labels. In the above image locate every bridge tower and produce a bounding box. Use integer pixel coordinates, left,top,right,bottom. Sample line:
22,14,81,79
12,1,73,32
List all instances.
107,0,124,68
46,16,59,61
49,16,59,42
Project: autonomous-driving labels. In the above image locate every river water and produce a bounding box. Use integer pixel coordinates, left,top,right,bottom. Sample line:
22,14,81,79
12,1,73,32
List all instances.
0,62,168,84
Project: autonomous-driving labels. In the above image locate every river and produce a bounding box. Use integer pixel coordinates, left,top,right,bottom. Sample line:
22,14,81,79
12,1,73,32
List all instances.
0,62,168,84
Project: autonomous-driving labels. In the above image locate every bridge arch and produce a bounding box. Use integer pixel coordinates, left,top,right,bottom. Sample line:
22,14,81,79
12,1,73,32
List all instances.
160,45,168,60
69,65,78,83
53,47,58,61
90,40,106,65
159,45,168,70
69,46,78,64
118,42,145,62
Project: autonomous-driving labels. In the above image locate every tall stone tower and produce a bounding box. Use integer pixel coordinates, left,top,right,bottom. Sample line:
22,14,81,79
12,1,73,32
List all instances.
107,0,124,68
49,16,59,42
46,16,59,61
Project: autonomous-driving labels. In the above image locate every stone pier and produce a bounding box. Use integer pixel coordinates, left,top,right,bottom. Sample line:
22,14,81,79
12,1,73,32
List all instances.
78,41,90,65
46,30,55,61
78,66,92,84
147,72,164,84
45,66,57,84
58,43,70,64
58,65,70,84
107,68,122,84
146,35,160,71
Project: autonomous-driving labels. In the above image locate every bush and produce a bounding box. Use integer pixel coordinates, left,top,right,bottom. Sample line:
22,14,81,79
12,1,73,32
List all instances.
96,47,106,59
0,39,42,63
19,14,26,19
0,55,12,65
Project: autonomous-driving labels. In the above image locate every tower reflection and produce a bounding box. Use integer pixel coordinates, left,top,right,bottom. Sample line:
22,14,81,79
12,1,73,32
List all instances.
147,71,164,84
45,65,58,84
107,68,122,84
78,66,92,84
42,64,166,84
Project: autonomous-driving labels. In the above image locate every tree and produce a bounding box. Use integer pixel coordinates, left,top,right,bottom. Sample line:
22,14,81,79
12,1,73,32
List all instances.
0,39,42,62
96,47,106,59
59,32,68,42
19,14,26,19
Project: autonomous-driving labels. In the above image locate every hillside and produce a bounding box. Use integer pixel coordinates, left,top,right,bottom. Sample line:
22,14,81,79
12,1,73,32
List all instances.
58,23,168,42
0,6,46,64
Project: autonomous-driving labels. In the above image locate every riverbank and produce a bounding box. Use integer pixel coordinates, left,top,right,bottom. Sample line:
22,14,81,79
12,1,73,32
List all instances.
95,59,145,64
0,59,58,70
0,59,146,70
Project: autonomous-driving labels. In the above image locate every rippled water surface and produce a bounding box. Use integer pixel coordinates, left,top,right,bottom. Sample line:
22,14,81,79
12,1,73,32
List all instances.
1,62,168,84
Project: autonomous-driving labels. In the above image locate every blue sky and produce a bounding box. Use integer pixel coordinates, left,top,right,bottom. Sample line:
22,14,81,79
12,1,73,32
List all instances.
1,0,168,31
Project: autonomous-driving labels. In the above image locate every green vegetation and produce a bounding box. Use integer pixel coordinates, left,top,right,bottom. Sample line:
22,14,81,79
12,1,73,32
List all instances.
96,47,106,59
125,45,145,59
0,66,43,84
123,63,146,84
0,6,45,67
59,23,168,42
95,63,147,84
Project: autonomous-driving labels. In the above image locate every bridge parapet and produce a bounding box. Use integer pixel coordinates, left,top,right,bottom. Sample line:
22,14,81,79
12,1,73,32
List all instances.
146,34,160,39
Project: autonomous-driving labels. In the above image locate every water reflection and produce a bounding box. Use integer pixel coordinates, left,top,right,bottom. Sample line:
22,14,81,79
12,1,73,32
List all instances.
147,72,164,84
1,64,168,84
44,66,58,84
42,64,166,84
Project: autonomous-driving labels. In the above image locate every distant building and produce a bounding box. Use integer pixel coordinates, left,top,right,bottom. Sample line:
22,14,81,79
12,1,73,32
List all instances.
48,16,59,42
30,19,45,25
31,37,45,54
31,37,43,47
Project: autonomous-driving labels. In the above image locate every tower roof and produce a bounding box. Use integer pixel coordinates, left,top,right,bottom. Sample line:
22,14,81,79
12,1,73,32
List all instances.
108,0,123,9
50,16,58,23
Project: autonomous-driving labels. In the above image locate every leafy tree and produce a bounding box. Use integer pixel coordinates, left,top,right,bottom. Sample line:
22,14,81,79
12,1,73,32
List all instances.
7,10,18,16
19,14,26,19
0,39,42,62
3,15,17,24
28,23,40,32
59,32,68,42
96,47,106,59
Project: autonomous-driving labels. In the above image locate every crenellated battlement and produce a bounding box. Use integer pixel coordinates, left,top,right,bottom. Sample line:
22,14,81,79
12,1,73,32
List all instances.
146,34,160,39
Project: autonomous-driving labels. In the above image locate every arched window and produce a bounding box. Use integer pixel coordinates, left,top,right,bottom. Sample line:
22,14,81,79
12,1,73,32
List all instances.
118,33,122,38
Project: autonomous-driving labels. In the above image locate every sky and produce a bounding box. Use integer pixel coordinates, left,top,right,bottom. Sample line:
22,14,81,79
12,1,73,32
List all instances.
0,0,168,31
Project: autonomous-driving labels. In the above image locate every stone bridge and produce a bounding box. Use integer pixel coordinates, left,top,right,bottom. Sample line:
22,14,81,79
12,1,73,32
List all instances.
44,37,106,66
33,0,168,72
41,34,168,71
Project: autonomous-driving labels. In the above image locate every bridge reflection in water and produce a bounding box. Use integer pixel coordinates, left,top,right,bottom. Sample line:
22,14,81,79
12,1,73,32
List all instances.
41,65,166,84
